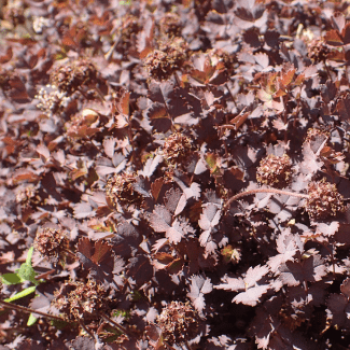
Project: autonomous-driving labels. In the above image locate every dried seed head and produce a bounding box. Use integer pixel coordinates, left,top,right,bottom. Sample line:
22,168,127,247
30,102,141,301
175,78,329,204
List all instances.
256,154,293,187
164,132,193,164
15,184,40,207
159,13,182,38
308,39,330,62
304,128,329,150
307,181,345,220
144,39,187,81
52,280,108,322
106,172,143,206
34,225,68,257
0,69,12,91
51,59,98,95
120,15,142,44
210,48,237,73
157,301,199,345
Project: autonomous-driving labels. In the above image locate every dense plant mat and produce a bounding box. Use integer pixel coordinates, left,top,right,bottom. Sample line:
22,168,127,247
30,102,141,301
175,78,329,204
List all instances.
1,0,350,349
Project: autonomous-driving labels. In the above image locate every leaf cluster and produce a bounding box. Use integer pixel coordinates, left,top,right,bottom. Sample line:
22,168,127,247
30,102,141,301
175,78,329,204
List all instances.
1,0,350,349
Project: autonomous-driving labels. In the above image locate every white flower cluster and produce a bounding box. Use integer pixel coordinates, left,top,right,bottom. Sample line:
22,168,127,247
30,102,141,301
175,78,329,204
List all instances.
32,16,50,34
35,85,71,117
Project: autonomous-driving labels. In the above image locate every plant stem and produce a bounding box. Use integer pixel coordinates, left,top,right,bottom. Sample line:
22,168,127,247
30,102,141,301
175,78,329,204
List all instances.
225,188,309,208
99,311,131,336
79,320,95,339
35,269,55,281
0,299,66,322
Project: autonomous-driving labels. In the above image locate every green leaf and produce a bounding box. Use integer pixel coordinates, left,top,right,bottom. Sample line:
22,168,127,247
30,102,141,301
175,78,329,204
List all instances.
4,286,37,302
17,263,36,283
27,313,38,326
1,273,23,285
26,247,34,266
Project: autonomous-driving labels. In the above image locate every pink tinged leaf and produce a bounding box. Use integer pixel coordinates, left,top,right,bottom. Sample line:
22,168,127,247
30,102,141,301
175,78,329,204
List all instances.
244,265,269,288
198,205,221,248
145,307,159,323
341,278,350,298
187,276,212,312
173,112,199,126
253,10,268,28
198,205,221,231
201,278,213,294
152,238,169,252
205,241,218,255
233,284,270,307
332,13,346,32
114,114,128,128
29,294,51,313
149,206,171,232
215,276,245,291
138,154,163,178
216,266,270,307
36,144,50,159
174,195,187,216
272,118,288,131
315,222,340,237
87,191,108,207
173,177,201,200
301,142,323,179
103,139,115,158
267,229,300,273
204,91,216,107
192,293,206,312
254,53,269,70
280,255,327,287
167,219,184,244
257,89,272,103
95,161,127,176
194,156,209,175
71,336,95,350
73,202,95,219
198,230,210,248
172,179,201,216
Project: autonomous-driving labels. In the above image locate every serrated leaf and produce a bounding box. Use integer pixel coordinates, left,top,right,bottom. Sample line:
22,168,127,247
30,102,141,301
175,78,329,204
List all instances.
12,168,40,184
153,252,174,269
324,29,344,46
279,69,295,86
76,237,115,284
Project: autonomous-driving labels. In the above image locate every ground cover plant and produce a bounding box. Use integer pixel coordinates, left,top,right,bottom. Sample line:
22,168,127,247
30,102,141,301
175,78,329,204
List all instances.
2,0,350,349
